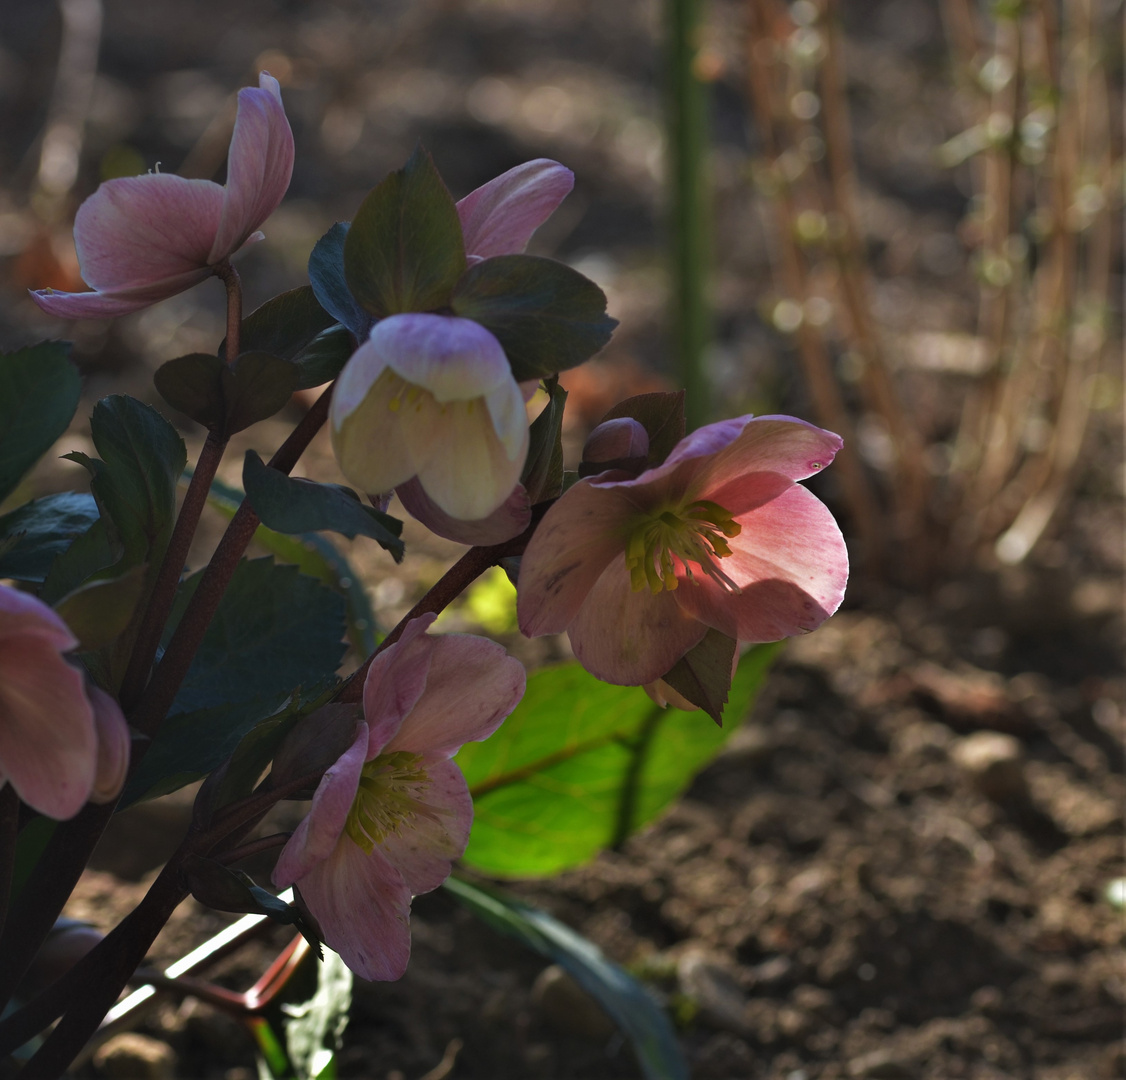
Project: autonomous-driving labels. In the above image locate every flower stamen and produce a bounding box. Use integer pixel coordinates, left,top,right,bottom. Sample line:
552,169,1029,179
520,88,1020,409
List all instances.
344,751,446,854
625,499,743,595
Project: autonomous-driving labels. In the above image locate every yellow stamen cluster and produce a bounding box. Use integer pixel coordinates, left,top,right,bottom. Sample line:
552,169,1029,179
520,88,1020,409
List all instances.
625,499,743,595
344,751,442,854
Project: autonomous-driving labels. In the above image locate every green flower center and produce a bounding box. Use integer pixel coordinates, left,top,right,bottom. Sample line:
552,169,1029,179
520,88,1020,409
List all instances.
625,499,742,595
343,751,443,855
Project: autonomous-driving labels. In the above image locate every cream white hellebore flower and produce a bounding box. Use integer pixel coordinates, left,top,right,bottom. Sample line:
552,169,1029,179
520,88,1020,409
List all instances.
331,314,528,521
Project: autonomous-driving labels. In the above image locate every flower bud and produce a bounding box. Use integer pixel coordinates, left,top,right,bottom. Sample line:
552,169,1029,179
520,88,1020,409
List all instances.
272,704,365,790
583,418,650,464
19,919,104,1000
579,418,650,478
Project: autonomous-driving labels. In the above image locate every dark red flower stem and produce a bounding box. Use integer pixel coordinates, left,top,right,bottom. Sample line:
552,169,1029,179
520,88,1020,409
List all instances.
119,430,227,711
335,501,550,703
0,785,17,946
18,852,190,1076
130,384,332,738
0,387,332,1027
120,263,241,712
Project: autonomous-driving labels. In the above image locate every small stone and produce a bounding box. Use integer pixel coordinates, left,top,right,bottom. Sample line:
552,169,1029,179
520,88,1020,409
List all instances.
92,1033,176,1080
847,1048,914,1079
677,950,750,1034
532,964,616,1040
751,955,793,990
951,731,1028,803
182,998,250,1058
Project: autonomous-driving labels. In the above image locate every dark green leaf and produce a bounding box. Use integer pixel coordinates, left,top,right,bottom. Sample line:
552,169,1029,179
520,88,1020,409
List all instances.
222,353,300,433
598,391,686,467
204,476,378,656
53,565,147,651
343,146,466,317
121,558,346,803
223,286,336,363
123,693,294,805
184,855,300,922
0,492,98,582
450,255,617,381
83,396,186,571
309,223,371,340
153,353,225,429
169,558,346,716
456,645,780,877
243,451,404,560
0,342,81,504
38,517,119,604
521,378,567,503
659,629,737,724
445,877,687,1080
290,326,354,391
156,353,299,434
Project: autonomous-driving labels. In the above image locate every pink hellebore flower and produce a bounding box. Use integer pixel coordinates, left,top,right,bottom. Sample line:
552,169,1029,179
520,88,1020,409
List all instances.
31,73,293,319
332,315,530,522
517,415,849,686
272,614,526,981
0,585,131,819
331,160,573,528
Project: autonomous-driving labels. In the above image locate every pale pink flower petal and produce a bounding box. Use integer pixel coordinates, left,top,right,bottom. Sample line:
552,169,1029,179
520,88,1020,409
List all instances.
384,634,526,757
0,639,96,820
566,555,709,684
274,721,369,886
376,754,473,895
209,73,294,263
396,477,531,546
686,416,843,507
296,838,413,982
405,395,528,521
0,586,79,651
516,480,645,636
362,619,435,756
380,315,512,403
30,72,292,320
330,345,417,496
457,159,574,261
673,485,848,641
88,685,131,805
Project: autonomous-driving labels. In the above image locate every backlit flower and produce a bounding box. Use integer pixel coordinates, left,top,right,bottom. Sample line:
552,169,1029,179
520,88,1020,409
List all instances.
331,314,529,521
331,160,573,527
31,72,293,319
0,585,130,818
272,614,525,981
517,415,849,685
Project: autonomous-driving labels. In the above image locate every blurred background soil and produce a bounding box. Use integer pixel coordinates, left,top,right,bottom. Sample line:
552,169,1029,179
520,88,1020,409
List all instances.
0,0,1122,1078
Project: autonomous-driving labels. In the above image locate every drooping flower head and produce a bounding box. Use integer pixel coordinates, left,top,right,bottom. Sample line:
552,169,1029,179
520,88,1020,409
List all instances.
272,615,525,981
31,72,294,319
331,160,574,527
0,585,130,818
517,415,849,686
331,315,529,521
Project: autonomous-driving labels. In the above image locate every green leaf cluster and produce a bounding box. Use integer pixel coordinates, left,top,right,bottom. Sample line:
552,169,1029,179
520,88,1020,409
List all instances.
456,643,780,877
0,342,81,505
123,558,347,804
316,145,617,382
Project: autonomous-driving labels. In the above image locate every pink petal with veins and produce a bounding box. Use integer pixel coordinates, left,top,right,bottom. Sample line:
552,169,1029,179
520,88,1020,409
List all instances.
457,159,574,260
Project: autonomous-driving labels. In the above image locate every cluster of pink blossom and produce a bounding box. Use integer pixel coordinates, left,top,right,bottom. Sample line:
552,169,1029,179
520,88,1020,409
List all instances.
10,71,848,984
